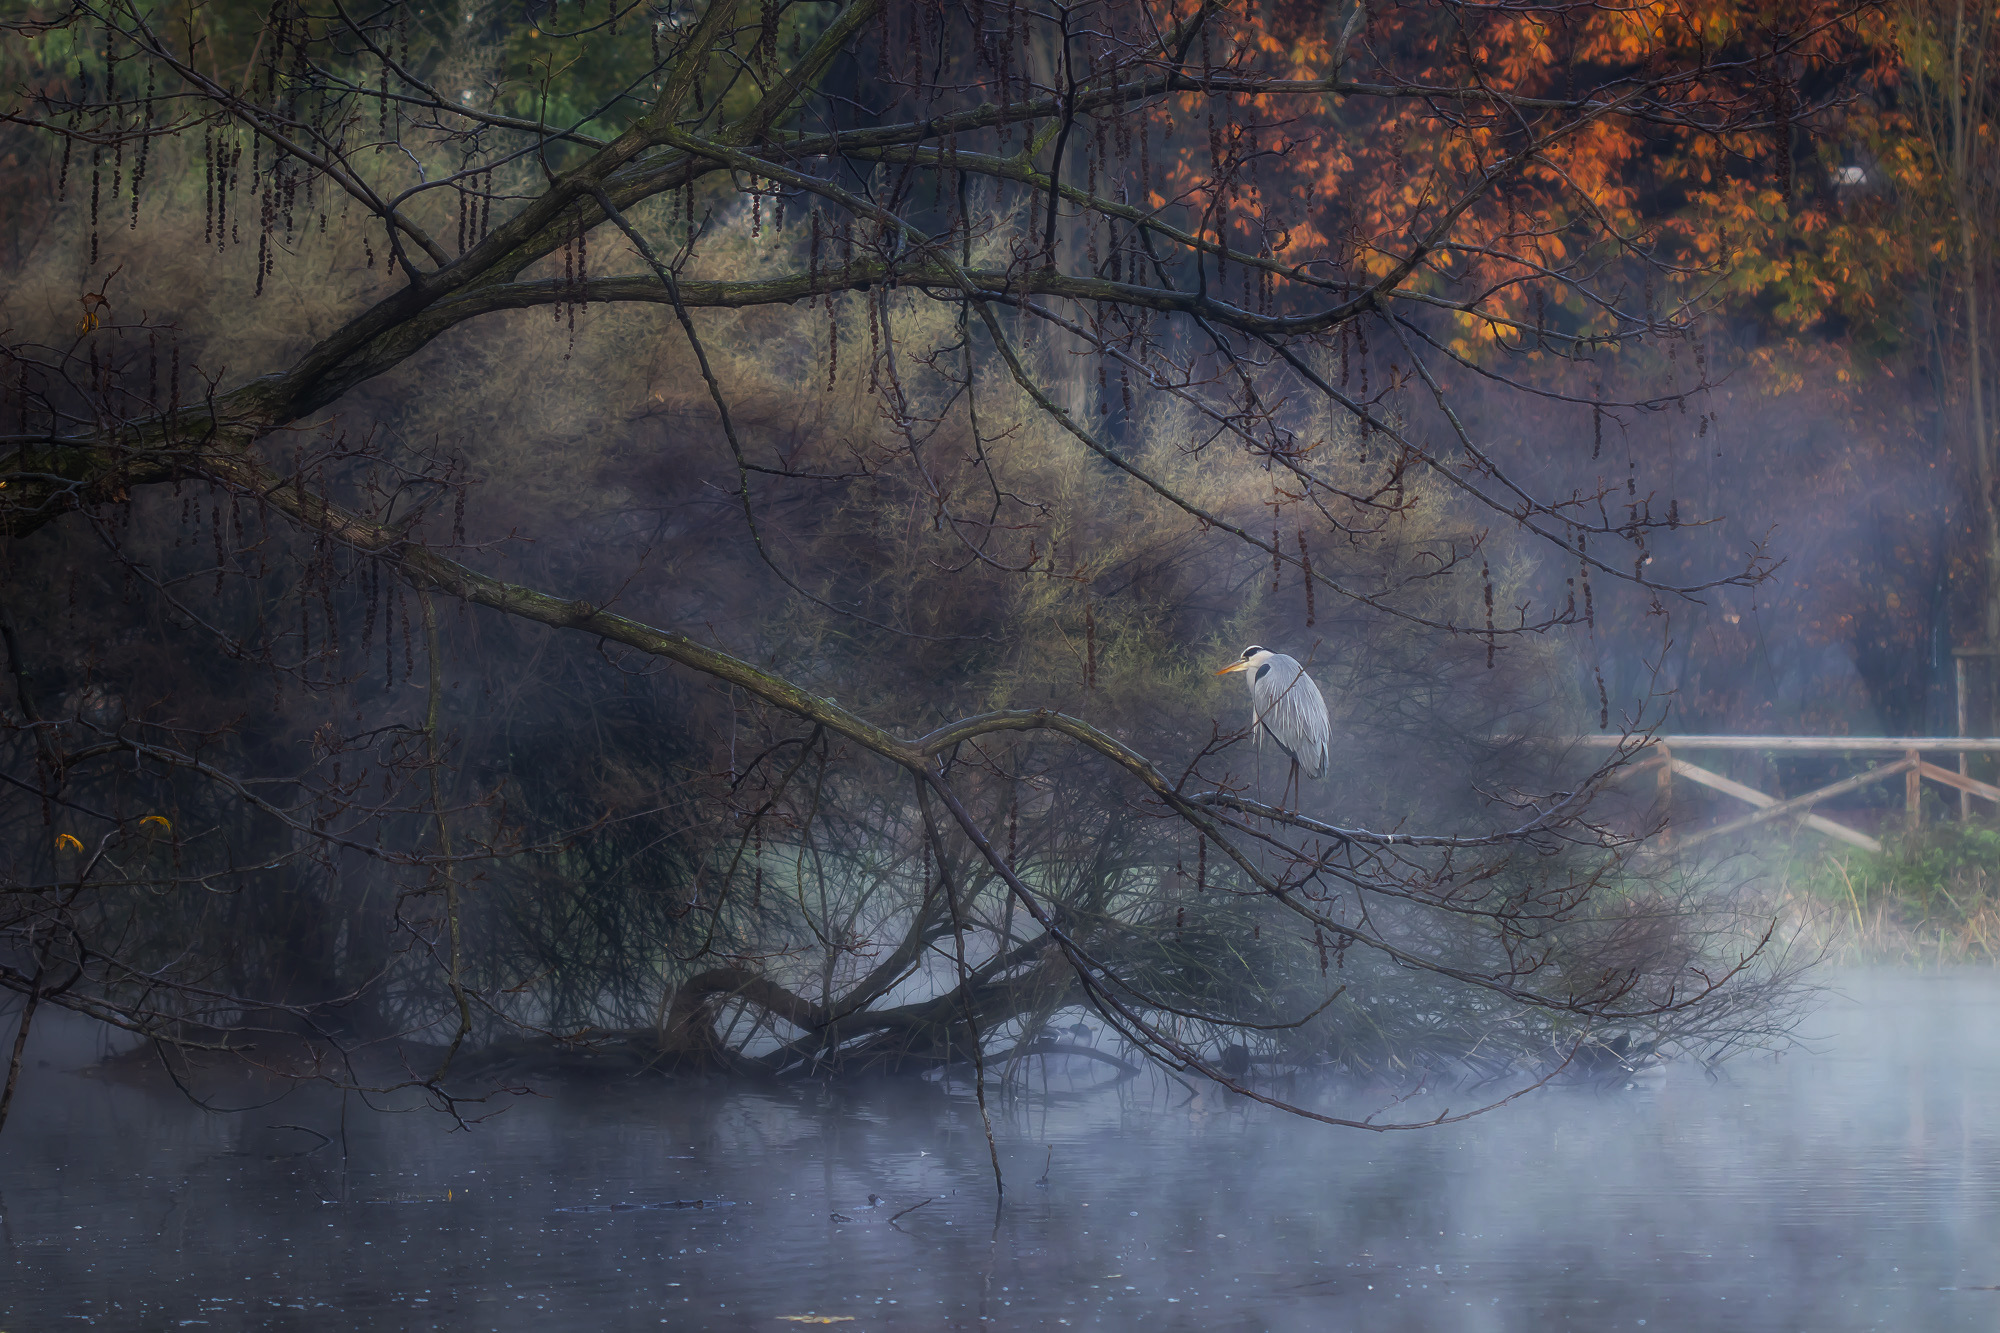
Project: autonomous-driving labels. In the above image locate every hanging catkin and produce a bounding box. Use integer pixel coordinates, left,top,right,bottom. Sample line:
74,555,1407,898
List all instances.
298,548,314,664
1298,531,1315,626
1085,603,1097,689
1007,786,1018,866
226,138,241,249
382,574,396,681
361,557,379,658
107,29,121,210
825,288,839,391
1482,560,1495,668
89,144,100,266
132,63,154,228
999,0,1016,128
557,221,571,326
254,169,270,294
1579,535,1594,630
399,583,415,682
865,289,880,395
1017,0,1033,103
203,126,214,243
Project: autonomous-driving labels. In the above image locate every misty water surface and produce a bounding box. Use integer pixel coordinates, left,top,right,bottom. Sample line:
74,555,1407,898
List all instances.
5,969,2000,1330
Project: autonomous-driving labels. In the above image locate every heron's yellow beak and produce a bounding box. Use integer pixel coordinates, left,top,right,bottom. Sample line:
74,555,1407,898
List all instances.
1215,661,1251,675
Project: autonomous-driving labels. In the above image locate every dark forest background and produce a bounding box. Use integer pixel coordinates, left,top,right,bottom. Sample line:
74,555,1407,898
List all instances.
2,0,1985,1128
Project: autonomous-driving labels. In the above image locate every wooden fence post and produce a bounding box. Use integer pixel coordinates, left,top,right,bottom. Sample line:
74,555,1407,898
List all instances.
1907,748,1923,832
1959,656,1972,823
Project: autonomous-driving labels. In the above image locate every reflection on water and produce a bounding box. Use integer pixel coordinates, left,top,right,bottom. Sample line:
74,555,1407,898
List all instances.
5,970,2000,1330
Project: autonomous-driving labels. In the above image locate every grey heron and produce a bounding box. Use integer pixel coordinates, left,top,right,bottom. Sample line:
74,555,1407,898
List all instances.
1215,646,1329,803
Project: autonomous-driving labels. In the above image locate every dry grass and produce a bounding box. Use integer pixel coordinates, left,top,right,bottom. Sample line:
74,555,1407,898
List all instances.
1777,826,2000,966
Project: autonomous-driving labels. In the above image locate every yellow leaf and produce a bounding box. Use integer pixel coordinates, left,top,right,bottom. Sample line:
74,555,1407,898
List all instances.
140,815,172,832
55,833,83,853
775,1319,855,1325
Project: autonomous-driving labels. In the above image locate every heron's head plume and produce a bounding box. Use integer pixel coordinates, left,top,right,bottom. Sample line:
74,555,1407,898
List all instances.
1215,645,1274,675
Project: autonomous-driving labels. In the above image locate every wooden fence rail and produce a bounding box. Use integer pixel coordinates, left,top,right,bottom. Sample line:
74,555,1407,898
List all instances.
1580,736,2000,854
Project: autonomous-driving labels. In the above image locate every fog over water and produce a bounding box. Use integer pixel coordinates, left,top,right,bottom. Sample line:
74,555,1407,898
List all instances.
5,970,1999,1330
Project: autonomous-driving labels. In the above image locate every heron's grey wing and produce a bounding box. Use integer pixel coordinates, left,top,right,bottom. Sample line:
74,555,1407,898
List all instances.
1253,657,1330,778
